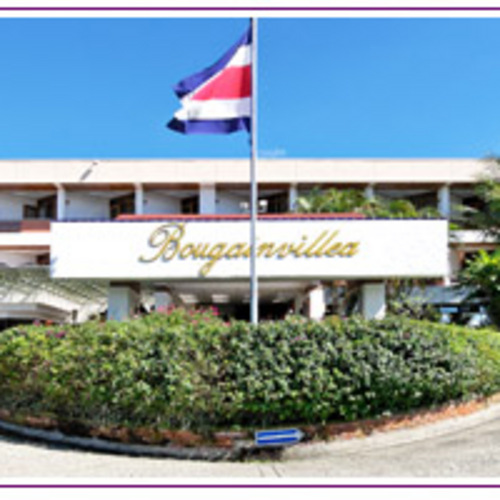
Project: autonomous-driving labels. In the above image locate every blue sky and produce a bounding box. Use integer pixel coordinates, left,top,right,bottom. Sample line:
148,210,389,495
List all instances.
1,17,500,159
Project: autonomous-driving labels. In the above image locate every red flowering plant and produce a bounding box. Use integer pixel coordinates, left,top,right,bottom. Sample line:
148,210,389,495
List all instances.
151,304,225,330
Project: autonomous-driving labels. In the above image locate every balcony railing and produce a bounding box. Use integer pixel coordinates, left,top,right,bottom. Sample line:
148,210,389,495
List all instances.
0,220,51,232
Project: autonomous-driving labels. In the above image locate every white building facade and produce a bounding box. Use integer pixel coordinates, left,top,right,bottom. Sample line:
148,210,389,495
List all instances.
0,158,495,327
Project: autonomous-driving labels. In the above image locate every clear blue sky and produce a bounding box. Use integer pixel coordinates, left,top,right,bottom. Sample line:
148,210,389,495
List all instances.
1,17,500,159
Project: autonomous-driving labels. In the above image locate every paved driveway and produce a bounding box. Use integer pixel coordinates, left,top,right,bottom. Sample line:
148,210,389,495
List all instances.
2,403,500,478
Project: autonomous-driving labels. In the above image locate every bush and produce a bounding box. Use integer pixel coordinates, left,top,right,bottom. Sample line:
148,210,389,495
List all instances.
0,311,499,434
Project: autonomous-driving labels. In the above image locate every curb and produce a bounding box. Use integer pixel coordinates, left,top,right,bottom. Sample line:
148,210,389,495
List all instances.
1,395,500,462
284,398,500,460
0,418,253,462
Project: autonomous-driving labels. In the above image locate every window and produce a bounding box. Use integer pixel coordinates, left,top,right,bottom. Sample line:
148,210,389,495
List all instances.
181,196,199,214
23,205,38,219
260,192,288,214
36,195,57,219
110,194,135,218
36,253,50,266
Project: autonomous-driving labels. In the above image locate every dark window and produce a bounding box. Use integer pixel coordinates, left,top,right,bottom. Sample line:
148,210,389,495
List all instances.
23,205,38,219
110,193,135,218
181,196,199,214
37,195,57,219
463,195,485,212
36,253,50,266
260,192,288,213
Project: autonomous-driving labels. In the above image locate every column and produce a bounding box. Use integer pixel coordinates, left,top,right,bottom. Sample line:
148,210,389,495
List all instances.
438,184,451,218
200,183,216,214
308,284,326,320
364,184,375,200
361,282,386,320
288,183,298,212
56,184,66,220
107,283,140,321
135,183,144,215
446,247,461,286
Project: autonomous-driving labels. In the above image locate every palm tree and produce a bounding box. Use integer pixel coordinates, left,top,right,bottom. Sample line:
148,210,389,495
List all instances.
296,187,440,218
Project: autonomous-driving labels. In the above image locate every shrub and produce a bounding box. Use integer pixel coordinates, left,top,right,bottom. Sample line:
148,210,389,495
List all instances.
0,311,499,434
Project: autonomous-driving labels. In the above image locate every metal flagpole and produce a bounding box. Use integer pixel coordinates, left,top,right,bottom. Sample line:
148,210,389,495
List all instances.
250,17,259,325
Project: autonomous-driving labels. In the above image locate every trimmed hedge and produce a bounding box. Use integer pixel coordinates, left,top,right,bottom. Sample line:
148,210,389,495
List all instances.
1,309,500,434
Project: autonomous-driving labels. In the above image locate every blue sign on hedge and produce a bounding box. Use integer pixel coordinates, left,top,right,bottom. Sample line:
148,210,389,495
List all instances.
255,428,304,447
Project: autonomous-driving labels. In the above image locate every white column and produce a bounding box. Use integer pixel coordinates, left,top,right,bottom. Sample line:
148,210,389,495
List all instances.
56,184,66,220
288,184,298,212
308,284,326,320
438,184,451,218
200,183,216,214
446,247,461,286
364,184,375,200
135,183,144,215
107,284,139,321
361,282,386,320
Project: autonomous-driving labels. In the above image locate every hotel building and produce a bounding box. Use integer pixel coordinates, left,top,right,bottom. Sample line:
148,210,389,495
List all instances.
0,158,494,328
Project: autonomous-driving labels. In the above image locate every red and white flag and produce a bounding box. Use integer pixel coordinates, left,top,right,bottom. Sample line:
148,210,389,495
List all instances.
167,26,252,134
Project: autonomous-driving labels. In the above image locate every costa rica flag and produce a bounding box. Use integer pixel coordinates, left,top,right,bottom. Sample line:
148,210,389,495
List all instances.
167,27,252,134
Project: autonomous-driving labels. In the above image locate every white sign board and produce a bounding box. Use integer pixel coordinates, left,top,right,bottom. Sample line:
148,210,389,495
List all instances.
50,219,448,280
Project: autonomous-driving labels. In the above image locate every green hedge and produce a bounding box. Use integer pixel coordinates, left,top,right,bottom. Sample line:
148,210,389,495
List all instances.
1,309,500,433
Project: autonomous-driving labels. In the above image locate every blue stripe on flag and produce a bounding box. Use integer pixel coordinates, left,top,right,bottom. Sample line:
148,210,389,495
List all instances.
172,27,252,99
167,116,250,135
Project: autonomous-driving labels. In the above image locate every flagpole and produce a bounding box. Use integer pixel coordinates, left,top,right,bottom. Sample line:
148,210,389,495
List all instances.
250,17,259,325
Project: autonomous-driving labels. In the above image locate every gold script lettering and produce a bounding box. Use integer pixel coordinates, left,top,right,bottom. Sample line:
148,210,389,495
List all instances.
139,222,360,276
199,243,228,276
139,223,185,262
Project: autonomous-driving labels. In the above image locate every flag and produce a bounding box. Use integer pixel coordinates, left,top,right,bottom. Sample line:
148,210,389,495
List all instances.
167,27,252,134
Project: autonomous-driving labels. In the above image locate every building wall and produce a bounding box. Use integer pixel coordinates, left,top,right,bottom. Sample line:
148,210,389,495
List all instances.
143,192,181,215
0,158,490,186
0,158,496,325
216,191,245,214
65,192,109,219
0,193,34,220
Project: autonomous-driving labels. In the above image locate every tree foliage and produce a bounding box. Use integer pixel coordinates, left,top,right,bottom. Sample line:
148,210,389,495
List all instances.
458,159,500,327
296,187,440,218
459,167,500,237
461,250,500,328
